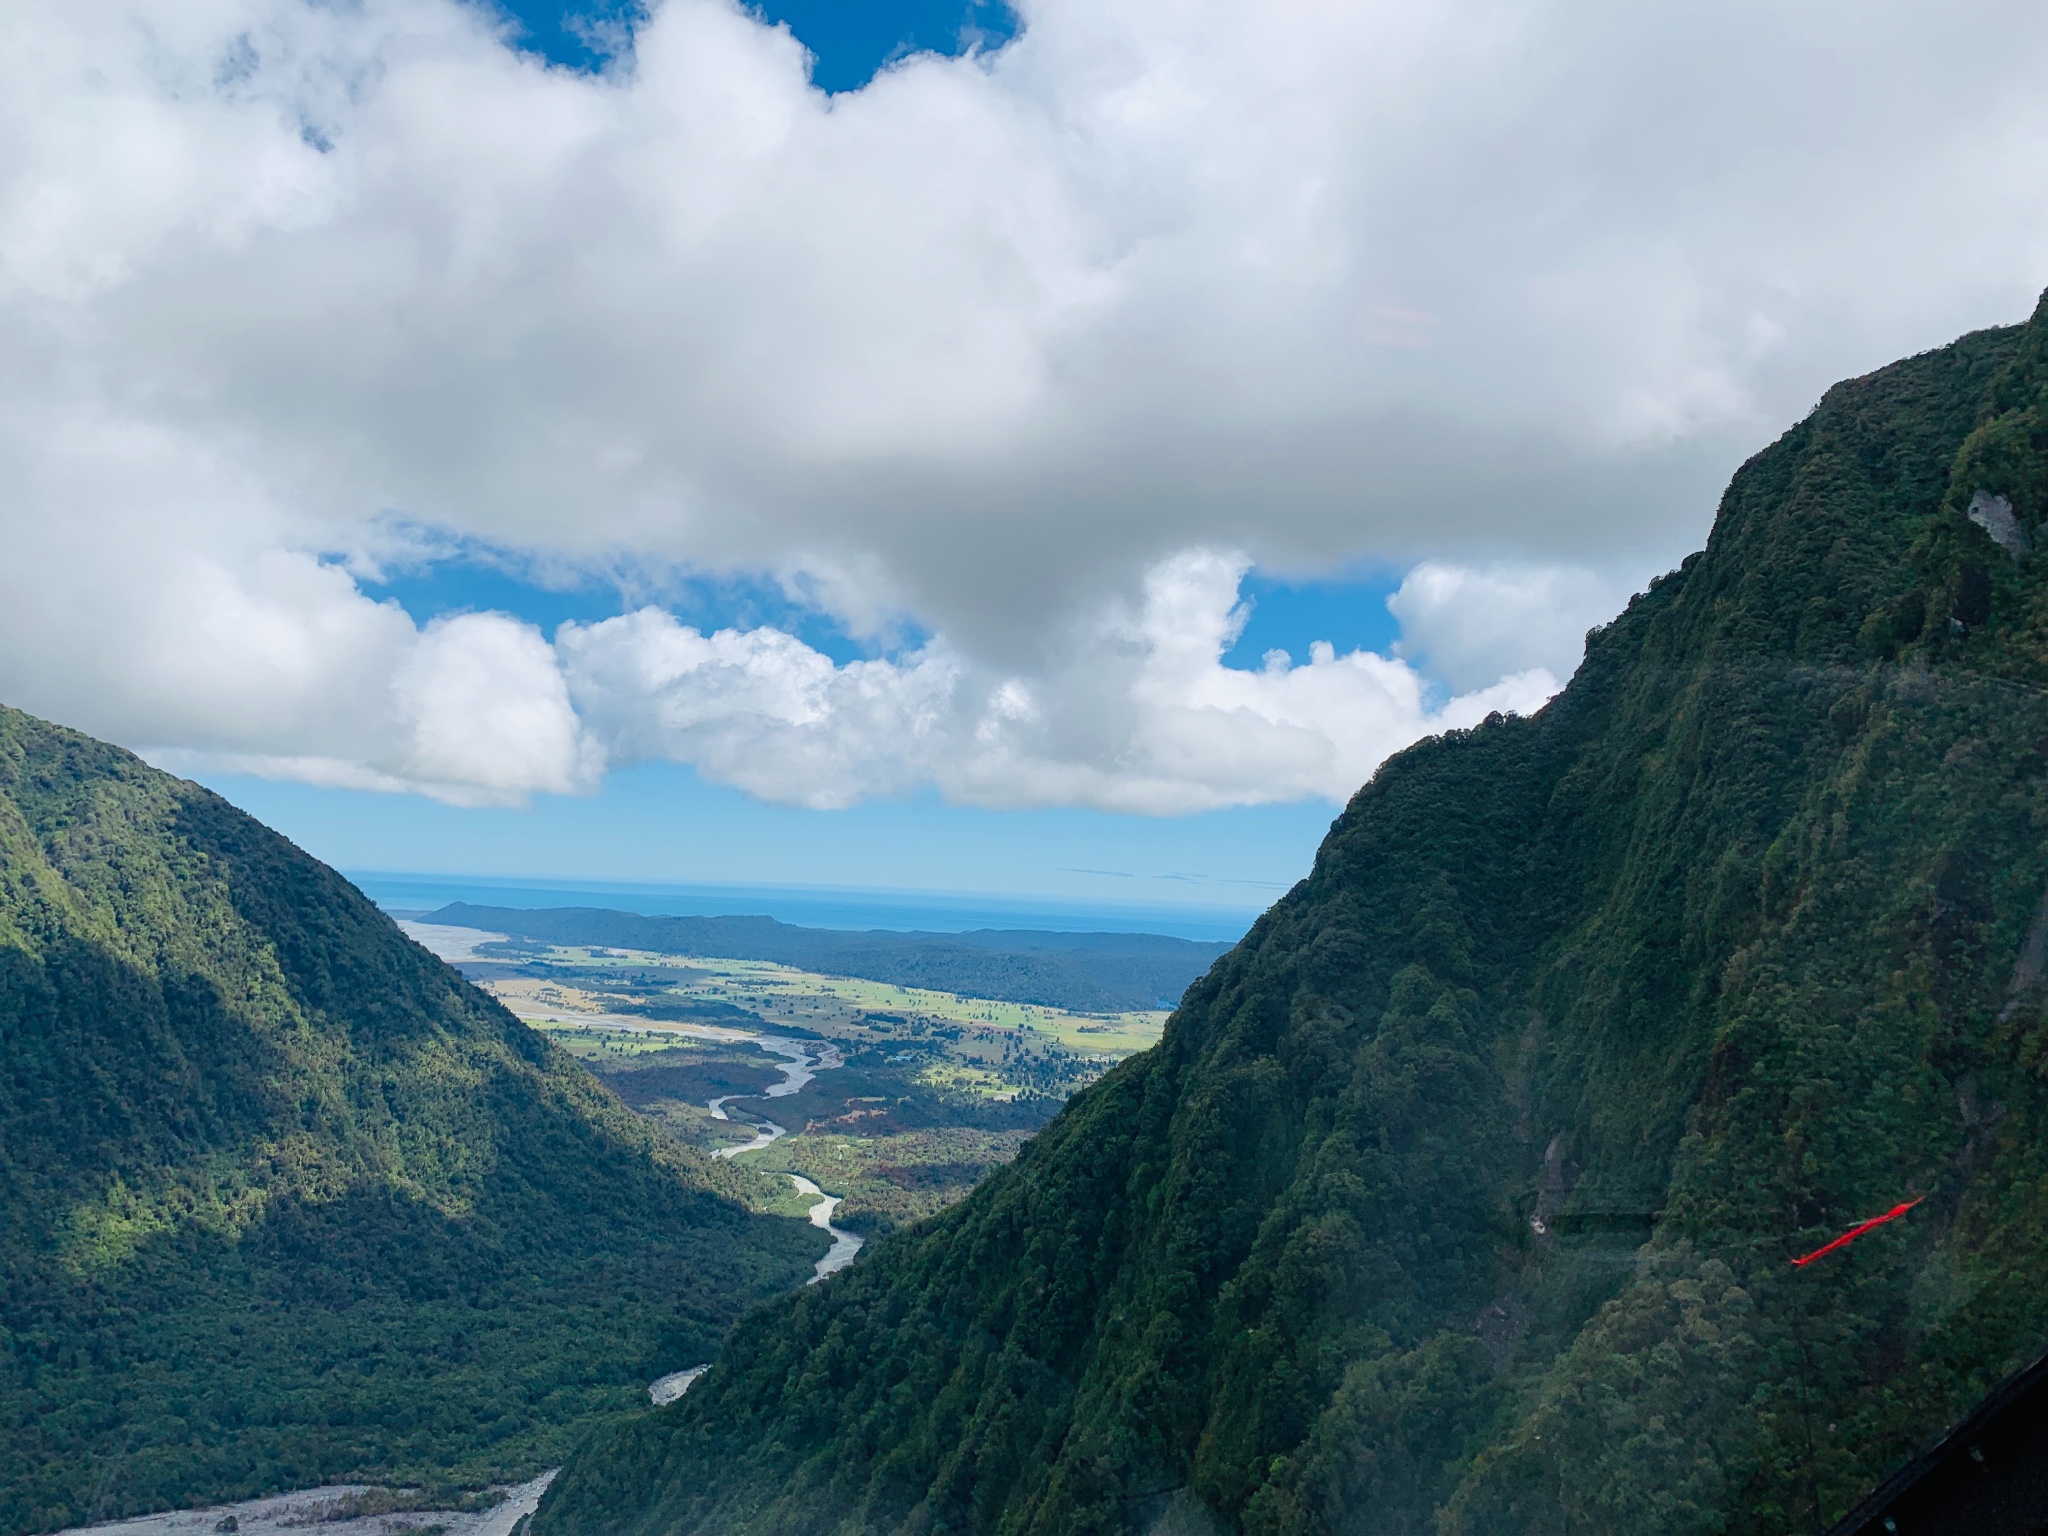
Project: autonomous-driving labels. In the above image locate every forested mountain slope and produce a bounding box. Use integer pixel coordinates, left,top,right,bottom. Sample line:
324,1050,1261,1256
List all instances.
535,292,2048,1536
0,712,826,1535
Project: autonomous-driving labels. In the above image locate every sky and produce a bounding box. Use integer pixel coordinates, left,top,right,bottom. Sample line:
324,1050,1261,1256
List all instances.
5,0,2048,927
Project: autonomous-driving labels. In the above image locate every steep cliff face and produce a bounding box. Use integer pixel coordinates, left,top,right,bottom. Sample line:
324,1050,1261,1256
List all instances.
532,291,2048,1536
0,712,826,1536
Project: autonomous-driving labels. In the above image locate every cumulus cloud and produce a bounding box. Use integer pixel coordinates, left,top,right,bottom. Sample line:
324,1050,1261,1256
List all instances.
4,0,2048,808
0,397,592,804
394,614,599,802
555,550,1556,813
1388,562,1627,694
559,610,962,808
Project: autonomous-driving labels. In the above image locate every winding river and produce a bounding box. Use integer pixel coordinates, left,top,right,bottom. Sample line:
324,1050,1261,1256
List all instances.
708,1034,864,1282
488,1013,865,1286
475,1006,866,1291
705,1033,835,1155
389,927,865,1406
651,1030,865,1405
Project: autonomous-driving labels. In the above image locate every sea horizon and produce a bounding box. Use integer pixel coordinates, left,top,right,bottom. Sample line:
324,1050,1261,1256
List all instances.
350,869,1268,943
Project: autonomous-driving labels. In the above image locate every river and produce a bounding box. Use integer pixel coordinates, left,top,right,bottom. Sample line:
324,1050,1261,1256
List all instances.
445,1002,868,1289
52,1473,557,1536
705,1032,865,1281
648,1030,865,1405
390,925,864,1401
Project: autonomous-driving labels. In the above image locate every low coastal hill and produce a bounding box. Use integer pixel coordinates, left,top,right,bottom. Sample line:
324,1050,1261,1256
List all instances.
421,903,1233,1013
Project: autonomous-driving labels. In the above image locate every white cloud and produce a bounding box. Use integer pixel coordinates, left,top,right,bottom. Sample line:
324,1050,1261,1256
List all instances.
558,609,962,809
931,550,1561,813
4,0,2048,809
1388,561,1626,694
554,550,1559,814
394,613,599,803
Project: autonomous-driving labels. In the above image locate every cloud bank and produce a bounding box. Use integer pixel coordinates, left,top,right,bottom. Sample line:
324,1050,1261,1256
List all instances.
5,0,2048,809
561,550,1560,812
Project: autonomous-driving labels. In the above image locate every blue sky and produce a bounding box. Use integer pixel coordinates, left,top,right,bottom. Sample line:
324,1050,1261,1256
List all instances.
209,762,1330,936
352,540,898,665
351,540,1405,672
175,0,1542,931
493,0,1019,89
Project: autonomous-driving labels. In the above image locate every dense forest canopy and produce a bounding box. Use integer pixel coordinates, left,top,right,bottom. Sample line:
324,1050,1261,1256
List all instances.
0,715,825,1536
535,296,2048,1536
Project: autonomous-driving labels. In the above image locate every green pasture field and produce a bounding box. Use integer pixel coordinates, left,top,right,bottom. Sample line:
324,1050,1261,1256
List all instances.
523,1016,1030,1226
735,1128,1035,1235
495,947,1168,1063
538,1024,739,1059
491,949,1171,1231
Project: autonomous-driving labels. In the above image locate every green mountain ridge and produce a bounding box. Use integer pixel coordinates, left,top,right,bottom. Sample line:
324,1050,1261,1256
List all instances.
533,294,2048,1536
0,712,827,1535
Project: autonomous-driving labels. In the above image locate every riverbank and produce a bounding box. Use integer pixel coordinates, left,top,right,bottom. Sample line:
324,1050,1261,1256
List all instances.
51,1473,557,1536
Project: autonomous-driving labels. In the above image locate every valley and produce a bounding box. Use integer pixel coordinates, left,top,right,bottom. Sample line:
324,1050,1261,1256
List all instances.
16,911,1175,1536
400,927,1168,1238
22,298,2048,1536
532,293,2048,1536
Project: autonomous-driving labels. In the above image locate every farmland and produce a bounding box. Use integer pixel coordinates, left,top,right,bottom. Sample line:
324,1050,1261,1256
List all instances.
424,935,1171,1234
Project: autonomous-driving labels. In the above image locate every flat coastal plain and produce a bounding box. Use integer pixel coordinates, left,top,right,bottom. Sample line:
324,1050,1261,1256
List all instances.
406,929,1167,1237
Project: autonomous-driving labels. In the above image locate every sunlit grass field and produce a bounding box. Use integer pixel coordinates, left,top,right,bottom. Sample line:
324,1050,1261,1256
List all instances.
493,947,1168,1060
481,943,1172,1231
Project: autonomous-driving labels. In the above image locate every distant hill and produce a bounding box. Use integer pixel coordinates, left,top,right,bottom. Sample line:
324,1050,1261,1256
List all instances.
0,708,825,1535
536,300,2048,1535
422,903,1234,1012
